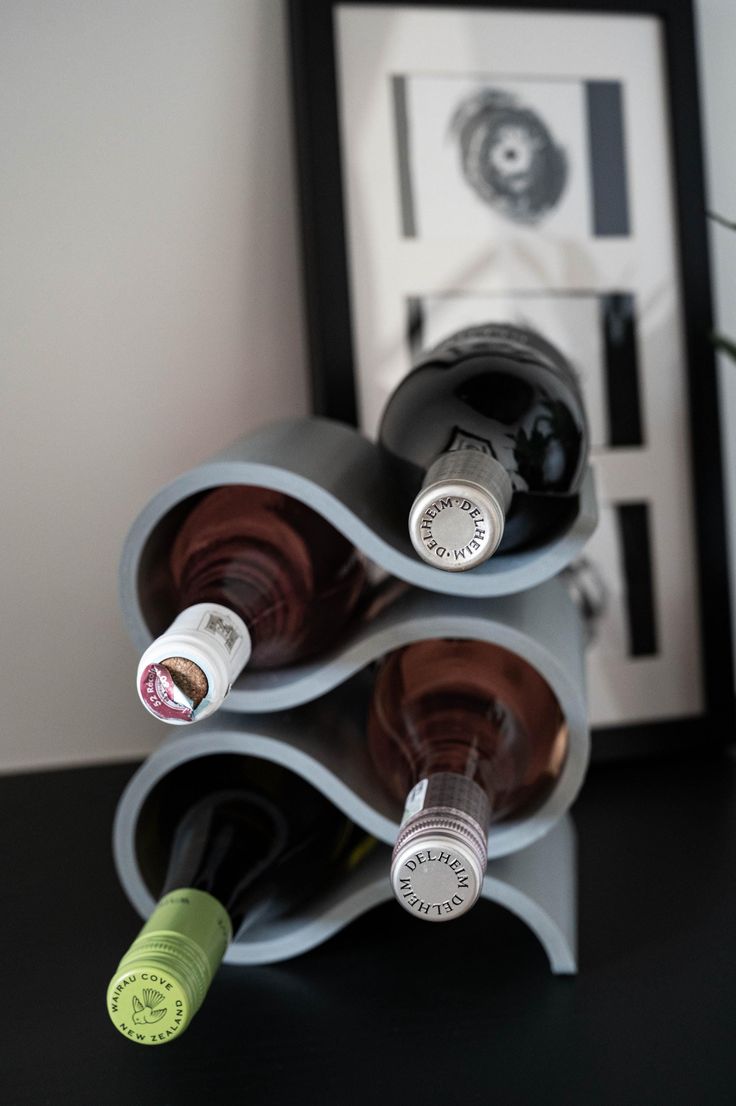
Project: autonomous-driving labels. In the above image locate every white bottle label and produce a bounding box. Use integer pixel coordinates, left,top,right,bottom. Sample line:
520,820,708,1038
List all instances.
400,778,429,826
195,608,244,655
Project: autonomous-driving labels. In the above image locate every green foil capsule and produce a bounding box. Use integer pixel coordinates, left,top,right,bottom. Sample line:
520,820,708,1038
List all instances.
106,888,232,1045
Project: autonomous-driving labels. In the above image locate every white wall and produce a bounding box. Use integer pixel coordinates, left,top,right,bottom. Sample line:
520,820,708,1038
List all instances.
0,1,308,770
0,1,733,771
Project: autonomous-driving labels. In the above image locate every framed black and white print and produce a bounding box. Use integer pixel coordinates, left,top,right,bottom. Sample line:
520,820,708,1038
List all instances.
288,0,734,755
393,73,629,241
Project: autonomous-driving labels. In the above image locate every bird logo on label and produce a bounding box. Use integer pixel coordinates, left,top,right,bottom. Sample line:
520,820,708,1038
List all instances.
131,989,168,1024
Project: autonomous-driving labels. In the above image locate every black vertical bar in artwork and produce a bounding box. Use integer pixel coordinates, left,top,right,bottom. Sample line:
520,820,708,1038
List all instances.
585,81,630,237
392,76,417,238
406,297,425,358
617,502,658,657
601,292,644,447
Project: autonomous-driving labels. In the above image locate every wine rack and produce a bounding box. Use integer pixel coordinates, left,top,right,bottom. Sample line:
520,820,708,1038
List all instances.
114,417,597,973
127,542,586,717
120,418,598,643
114,714,579,973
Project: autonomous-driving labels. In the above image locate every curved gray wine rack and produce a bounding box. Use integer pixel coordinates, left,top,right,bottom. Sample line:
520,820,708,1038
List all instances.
120,424,595,716
116,417,592,973
120,420,597,650
220,575,585,715
119,575,589,853
114,718,579,973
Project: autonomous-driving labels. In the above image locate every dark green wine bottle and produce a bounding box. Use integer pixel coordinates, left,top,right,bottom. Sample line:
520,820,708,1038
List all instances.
106,762,366,1045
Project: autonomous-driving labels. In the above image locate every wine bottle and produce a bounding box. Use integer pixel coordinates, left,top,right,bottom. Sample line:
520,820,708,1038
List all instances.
137,485,367,724
367,639,568,921
379,323,588,571
107,760,367,1044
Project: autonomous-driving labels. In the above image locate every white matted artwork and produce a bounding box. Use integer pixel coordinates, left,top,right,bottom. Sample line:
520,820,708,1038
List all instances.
334,4,702,730
396,74,628,240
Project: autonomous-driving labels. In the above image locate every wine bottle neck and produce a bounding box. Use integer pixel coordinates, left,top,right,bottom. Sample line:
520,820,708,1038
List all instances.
162,787,292,934
136,602,252,725
390,772,489,921
408,447,512,571
106,887,232,1045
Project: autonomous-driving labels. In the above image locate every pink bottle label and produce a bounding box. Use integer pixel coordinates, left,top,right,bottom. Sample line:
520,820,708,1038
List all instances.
139,663,195,723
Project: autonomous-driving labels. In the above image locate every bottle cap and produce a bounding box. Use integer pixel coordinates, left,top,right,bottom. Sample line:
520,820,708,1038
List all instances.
390,775,490,922
137,603,251,725
408,451,512,572
106,888,232,1046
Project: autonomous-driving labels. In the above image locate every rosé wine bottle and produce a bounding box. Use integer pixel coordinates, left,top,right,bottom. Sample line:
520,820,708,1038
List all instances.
137,485,366,725
367,639,568,922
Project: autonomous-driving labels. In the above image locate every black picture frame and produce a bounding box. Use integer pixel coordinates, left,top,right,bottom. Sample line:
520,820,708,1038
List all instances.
288,0,734,758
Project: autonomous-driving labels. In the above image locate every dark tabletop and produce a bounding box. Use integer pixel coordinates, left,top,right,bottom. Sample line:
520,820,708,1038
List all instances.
4,747,736,1106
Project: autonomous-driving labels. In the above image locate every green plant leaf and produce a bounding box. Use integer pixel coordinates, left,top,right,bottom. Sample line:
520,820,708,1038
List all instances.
708,210,736,232
712,331,736,362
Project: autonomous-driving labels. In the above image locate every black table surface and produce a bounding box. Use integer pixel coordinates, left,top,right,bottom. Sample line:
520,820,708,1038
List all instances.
4,748,736,1106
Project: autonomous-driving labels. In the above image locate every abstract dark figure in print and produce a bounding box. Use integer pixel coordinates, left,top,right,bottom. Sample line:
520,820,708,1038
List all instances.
451,88,568,225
